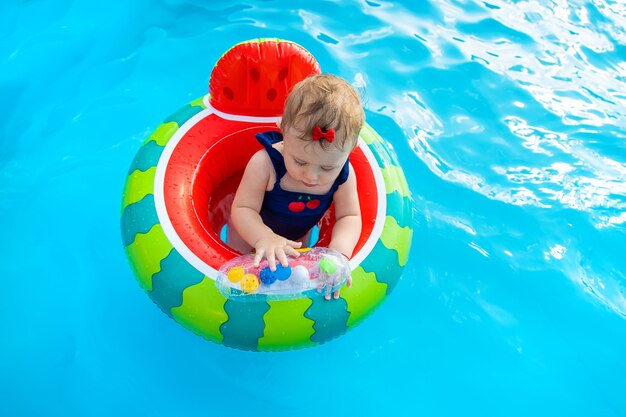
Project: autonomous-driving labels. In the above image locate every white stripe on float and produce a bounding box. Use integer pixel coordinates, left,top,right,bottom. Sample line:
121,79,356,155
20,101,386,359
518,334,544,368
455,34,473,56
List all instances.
349,137,386,270
203,94,283,124
154,106,222,279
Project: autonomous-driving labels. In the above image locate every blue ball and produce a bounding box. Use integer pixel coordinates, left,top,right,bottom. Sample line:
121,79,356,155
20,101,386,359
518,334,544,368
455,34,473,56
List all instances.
260,264,292,284
274,264,292,281
259,267,277,285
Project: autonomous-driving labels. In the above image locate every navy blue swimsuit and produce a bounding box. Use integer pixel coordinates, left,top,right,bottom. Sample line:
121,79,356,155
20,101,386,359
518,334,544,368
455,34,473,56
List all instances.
256,131,349,241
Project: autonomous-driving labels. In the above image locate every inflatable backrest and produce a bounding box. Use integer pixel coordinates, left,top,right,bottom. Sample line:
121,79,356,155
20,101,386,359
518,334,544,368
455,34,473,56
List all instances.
209,39,321,116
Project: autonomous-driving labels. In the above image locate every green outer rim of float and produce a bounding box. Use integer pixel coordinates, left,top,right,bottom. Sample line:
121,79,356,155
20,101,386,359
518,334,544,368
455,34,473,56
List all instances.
121,96,413,351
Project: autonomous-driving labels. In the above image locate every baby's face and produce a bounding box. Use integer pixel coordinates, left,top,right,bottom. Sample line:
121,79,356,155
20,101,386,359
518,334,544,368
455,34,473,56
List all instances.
282,127,351,189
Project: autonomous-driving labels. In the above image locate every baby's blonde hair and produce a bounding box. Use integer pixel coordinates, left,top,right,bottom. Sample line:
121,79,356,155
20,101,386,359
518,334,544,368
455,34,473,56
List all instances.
280,74,364,151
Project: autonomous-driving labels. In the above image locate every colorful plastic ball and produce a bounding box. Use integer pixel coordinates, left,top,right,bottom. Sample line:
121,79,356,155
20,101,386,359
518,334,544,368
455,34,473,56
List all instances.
240,274,260,293
227,266,245,283
260,264,292,284
274,264,292,281
259,267,277,285
290,265,310,286
319,257,337,274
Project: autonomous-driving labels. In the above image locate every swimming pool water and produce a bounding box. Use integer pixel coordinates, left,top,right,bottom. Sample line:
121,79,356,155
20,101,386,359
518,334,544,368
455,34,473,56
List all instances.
2,1,626,416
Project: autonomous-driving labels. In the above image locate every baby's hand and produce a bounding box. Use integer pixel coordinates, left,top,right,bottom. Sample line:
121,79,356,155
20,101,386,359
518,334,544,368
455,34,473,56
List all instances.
323,252,352,301
253,233,302,271
325,275,352,301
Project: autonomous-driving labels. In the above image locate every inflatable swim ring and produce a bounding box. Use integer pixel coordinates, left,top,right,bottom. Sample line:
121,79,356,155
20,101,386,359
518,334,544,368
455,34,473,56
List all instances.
121,39,413,351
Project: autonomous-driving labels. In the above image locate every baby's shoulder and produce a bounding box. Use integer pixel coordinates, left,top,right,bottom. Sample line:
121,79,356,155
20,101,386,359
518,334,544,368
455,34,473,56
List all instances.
245,149,276,187
246,149,273,170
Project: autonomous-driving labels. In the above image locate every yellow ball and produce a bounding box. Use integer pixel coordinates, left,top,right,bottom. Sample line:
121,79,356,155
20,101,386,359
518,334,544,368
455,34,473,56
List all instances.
227,266,245,283
240,274,260,293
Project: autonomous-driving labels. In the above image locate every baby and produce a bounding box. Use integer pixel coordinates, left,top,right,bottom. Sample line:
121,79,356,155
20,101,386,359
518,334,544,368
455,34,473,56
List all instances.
228,74,364,299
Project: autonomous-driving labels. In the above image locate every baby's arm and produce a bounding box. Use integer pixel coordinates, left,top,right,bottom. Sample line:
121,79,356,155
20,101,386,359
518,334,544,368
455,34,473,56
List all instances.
327,167,361,300
230,150,301,270
329,166,362,258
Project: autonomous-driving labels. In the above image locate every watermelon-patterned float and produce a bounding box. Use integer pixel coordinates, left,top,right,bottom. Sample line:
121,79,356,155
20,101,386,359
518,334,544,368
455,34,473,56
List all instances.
120,39,413,351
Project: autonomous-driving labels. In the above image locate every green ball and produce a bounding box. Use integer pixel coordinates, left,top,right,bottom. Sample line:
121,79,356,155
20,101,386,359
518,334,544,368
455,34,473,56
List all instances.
319,257,337,274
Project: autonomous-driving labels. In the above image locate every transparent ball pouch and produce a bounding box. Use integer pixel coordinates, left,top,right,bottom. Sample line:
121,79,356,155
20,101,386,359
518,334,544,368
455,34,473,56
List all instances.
216,248,350,301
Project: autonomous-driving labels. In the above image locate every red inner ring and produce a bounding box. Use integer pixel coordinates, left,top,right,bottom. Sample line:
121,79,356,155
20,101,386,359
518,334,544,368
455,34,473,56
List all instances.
163,113,379,271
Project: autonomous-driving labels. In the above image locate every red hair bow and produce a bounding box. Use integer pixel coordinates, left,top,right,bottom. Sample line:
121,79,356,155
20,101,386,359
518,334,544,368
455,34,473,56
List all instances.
311,125,335,143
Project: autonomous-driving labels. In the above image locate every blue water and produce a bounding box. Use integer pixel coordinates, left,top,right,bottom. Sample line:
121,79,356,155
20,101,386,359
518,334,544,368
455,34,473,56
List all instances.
2,1,626,416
